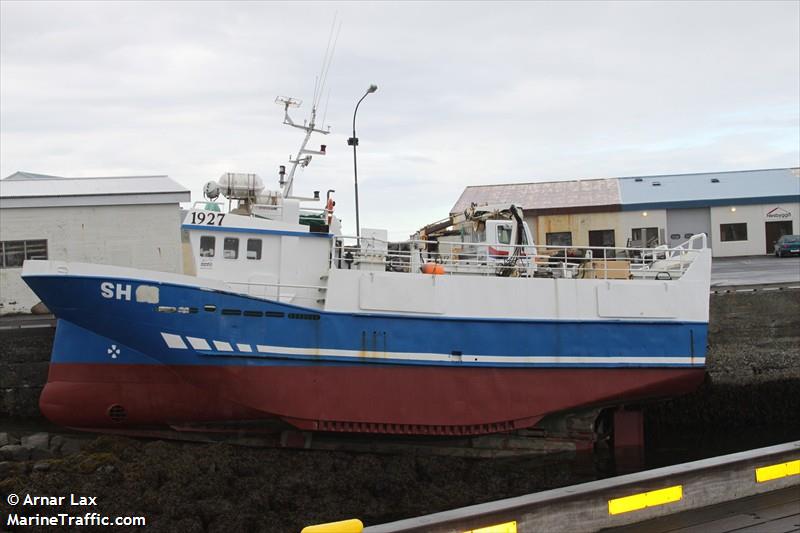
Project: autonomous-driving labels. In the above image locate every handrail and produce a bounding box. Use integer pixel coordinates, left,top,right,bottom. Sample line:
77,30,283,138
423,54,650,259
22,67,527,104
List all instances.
330,234,707,280
336,235,705,255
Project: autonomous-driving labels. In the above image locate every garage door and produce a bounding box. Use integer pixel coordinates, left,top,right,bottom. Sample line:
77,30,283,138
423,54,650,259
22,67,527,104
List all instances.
666,208,712,248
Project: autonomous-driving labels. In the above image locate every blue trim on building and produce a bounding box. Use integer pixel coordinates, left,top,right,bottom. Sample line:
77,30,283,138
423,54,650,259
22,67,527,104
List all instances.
621,195,800,211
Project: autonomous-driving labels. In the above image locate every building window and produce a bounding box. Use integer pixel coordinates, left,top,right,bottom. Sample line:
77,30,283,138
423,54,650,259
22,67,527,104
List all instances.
1,240,48,268
720,223,748,242
588,230,615,258
632,227,660,247
546,232,573,247
246,239,262,260
199,236,215,257
223,237,239,259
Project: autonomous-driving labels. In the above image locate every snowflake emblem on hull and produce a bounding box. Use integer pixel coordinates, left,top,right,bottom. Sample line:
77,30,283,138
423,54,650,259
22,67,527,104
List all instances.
107,345,121,359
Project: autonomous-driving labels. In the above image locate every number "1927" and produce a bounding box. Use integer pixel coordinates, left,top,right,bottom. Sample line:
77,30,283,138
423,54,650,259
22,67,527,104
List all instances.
191,212,225,225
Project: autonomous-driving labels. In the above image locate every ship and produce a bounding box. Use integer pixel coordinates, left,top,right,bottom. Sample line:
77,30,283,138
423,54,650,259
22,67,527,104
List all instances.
21,95,711,439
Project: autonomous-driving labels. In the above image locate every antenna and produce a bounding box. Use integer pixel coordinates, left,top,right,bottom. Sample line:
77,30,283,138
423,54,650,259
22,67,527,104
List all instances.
275,96,302,126
321,88,332,132
314,14,341,110
272,16,341,198
274,96,330,198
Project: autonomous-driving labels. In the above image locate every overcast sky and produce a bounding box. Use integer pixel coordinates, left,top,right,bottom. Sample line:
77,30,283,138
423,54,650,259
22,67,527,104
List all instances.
2,1,798,238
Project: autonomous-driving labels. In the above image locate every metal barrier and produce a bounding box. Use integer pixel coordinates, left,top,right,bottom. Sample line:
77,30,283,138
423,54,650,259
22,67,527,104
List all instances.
349,440,799,533
331,234,706,281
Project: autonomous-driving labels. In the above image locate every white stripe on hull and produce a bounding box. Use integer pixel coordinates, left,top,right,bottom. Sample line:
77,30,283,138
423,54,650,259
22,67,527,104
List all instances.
160,332,187,349
161,332,704,366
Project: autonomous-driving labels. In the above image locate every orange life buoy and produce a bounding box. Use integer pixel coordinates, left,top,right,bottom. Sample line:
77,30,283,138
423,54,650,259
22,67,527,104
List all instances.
422,263,446,275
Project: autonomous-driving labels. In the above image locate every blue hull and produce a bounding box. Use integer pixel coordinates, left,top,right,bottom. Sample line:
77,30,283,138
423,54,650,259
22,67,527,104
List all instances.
24,274,707,369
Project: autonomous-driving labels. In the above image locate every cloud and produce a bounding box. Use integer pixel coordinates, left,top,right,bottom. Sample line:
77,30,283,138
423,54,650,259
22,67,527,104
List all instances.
2,1,798,238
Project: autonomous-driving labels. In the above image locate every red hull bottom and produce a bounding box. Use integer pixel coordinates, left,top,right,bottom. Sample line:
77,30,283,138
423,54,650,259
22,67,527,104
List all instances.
41,363,705,436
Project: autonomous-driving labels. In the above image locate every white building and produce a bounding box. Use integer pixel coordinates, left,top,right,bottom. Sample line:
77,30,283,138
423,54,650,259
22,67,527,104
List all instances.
450,168,800,258
0,172,190,315
616,168,800,257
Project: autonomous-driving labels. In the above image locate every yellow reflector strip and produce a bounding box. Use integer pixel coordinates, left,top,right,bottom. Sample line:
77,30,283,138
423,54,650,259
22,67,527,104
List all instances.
465,521,517,533
756,459,800,483
608,485,682,515
301,518,363,533
608,493,648,515
644,486,683,506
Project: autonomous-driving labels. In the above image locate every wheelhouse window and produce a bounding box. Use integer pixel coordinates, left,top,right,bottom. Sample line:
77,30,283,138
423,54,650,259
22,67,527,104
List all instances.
246,239,262,260
1,240,48,268
223,237,239,259
546,232,572,247
720,223,748,242
199,236,215,257
497,225,512,245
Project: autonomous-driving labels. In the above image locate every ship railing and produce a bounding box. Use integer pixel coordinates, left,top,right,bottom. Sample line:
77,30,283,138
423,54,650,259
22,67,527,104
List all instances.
330,234,706,280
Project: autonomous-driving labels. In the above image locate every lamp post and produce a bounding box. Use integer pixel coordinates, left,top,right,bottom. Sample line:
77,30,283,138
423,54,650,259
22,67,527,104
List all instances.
347,84,377,239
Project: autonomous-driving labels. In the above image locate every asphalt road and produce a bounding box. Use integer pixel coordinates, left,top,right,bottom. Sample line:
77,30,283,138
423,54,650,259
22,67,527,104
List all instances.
711,255,800,287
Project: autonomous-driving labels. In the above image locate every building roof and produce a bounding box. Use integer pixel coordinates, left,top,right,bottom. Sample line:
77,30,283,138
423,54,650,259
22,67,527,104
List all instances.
450,178,621,215
617,168,800,210
0,173,191,208
3,171,64,181
450,167,800,215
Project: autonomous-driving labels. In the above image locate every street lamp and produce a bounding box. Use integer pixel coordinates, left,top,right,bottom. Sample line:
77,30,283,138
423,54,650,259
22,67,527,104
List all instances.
347,84,378,239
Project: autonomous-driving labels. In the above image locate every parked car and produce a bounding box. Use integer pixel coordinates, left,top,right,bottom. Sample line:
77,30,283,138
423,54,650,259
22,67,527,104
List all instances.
774,234,800,257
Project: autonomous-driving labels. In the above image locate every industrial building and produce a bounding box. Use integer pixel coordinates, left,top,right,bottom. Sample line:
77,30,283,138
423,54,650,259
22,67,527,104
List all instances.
450,167,800,257
0,172,190,315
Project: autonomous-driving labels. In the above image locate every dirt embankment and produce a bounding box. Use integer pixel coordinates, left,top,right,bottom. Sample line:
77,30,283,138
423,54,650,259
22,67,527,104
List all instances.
644,288,800,441
0,433,591,532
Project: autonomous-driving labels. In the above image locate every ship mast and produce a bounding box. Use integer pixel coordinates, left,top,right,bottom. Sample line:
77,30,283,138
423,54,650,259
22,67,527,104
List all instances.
275,96,330,198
